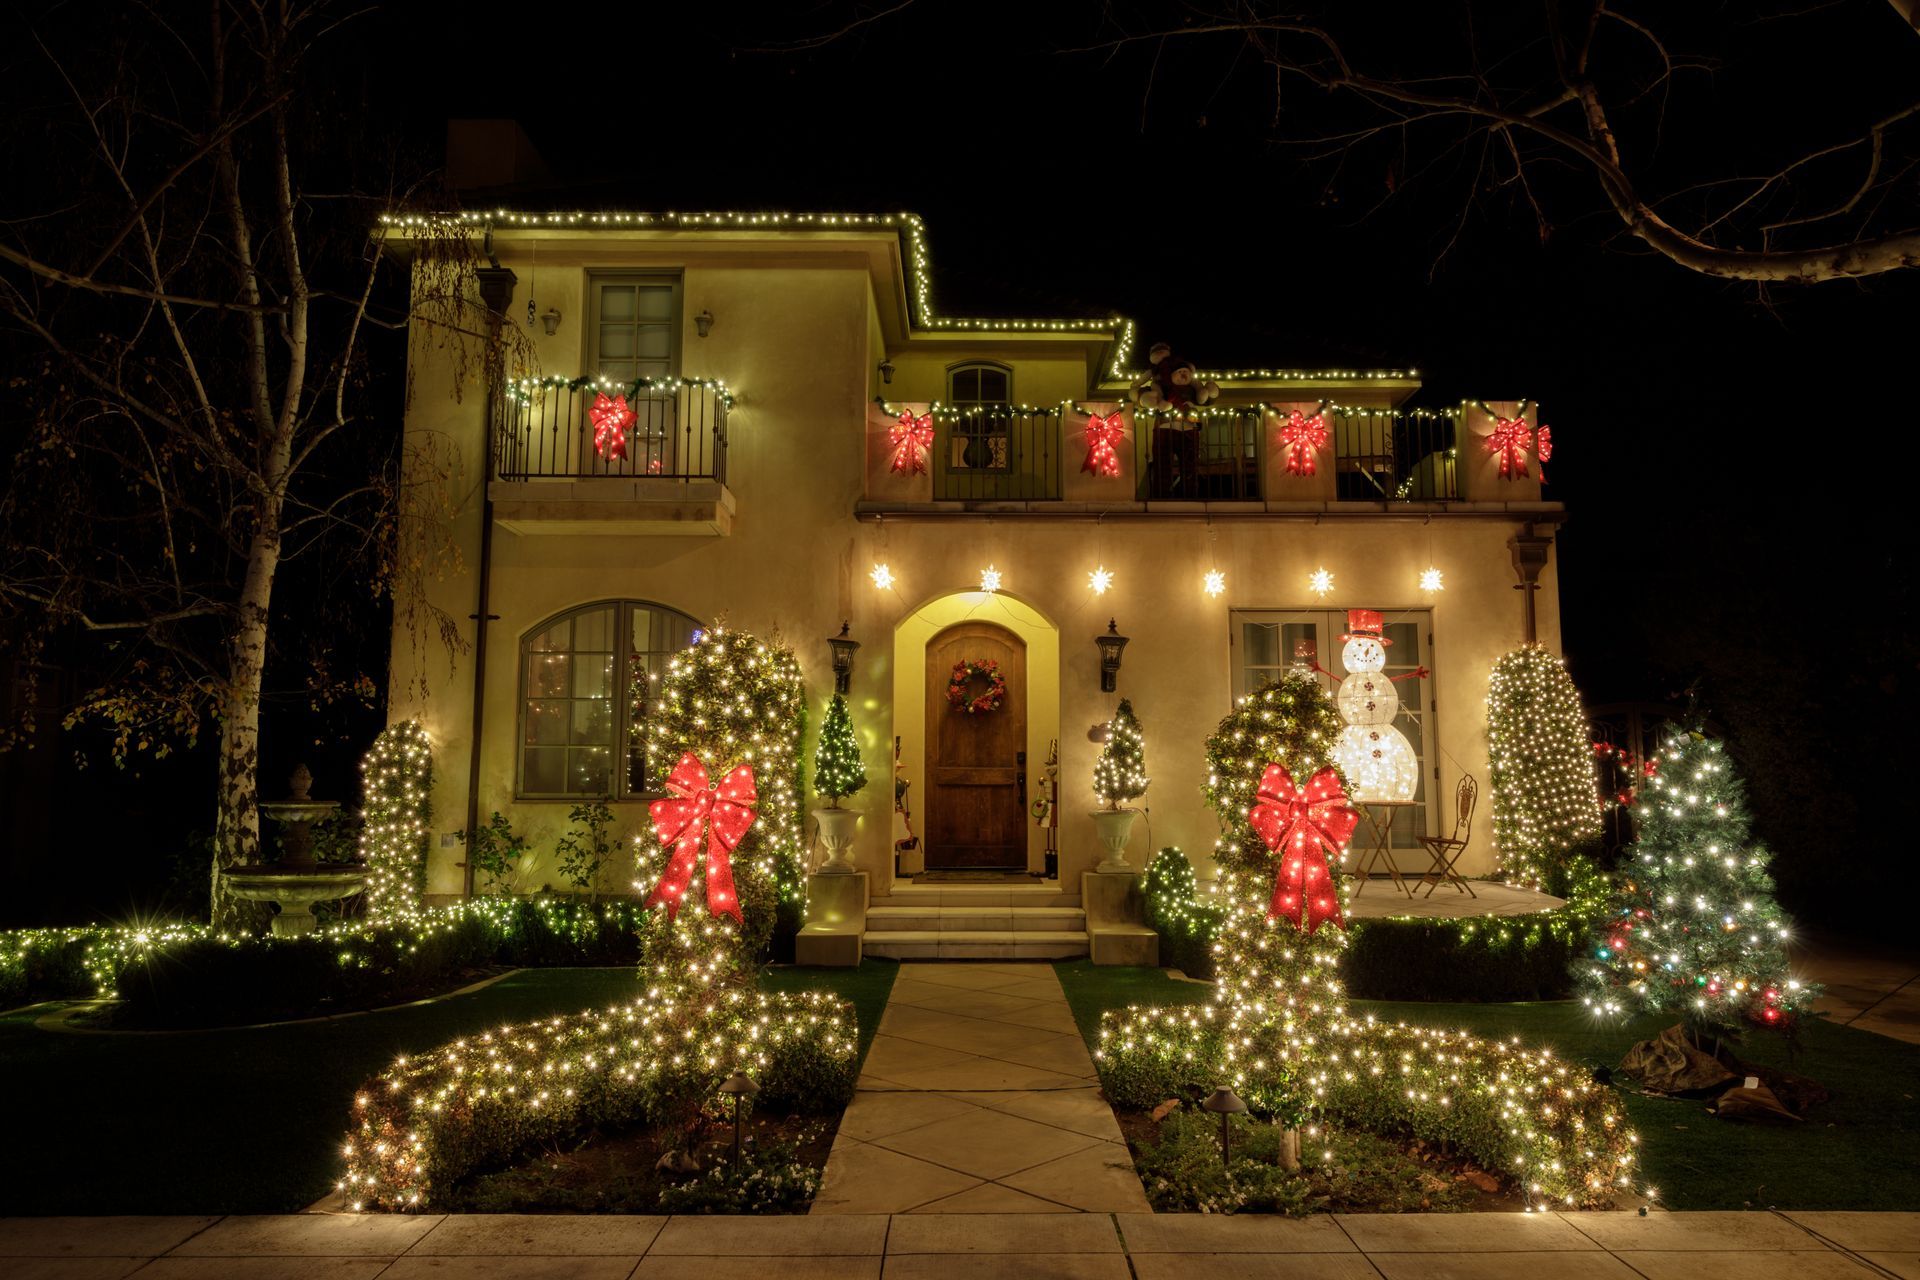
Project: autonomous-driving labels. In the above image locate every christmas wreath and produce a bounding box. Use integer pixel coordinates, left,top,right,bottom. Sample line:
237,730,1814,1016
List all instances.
946,658,1007,715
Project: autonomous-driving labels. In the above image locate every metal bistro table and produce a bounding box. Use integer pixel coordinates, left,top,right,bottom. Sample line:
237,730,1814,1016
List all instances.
1349,799,1419,898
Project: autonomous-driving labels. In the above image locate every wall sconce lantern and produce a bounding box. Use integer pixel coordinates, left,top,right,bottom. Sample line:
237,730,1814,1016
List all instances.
537,307,561,336
828,622,860,694
878,358,895,385
694,309,715,338
1095,618,1129,693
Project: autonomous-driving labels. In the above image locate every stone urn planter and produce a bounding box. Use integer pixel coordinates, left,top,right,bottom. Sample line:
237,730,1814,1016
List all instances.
1089,807,1139,874
813,806,862,874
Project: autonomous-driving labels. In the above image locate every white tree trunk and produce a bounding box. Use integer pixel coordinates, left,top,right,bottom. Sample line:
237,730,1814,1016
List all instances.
210,513,282,931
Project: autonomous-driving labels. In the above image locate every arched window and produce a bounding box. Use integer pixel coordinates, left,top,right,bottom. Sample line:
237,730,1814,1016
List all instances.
519,600,702,799
945,361,1013,474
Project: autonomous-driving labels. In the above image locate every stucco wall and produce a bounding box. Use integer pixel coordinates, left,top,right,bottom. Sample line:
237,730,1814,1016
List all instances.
390,236,1565,901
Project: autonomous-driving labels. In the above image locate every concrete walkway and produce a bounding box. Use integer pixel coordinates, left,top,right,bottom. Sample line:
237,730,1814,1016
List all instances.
1803,934,1920,1045
811,961,1151,1214
3,1210,1915,1279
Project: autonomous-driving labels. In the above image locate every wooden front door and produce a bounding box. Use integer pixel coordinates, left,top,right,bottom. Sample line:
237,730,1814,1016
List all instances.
926,622,1027,869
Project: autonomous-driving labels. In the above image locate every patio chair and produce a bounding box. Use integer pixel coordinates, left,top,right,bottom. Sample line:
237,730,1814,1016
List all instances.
1417,775,1478,898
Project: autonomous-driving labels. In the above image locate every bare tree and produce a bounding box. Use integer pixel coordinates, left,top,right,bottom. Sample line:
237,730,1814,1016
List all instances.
1080,1,1920,283
0,1,501,926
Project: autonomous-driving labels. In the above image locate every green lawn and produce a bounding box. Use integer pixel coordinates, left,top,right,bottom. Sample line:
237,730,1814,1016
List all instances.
0,960,896,1214
1053,961,1920,1212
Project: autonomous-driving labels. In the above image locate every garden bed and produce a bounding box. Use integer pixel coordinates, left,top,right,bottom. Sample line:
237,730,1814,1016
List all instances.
1114,1103,1524,1214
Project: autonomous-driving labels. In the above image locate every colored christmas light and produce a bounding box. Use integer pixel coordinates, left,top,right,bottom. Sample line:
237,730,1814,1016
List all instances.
1081,410,1126,478
1278,410,1330,477
888,410,934,476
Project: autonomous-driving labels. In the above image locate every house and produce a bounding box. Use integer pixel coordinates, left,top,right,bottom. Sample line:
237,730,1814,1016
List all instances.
383,209,1564,959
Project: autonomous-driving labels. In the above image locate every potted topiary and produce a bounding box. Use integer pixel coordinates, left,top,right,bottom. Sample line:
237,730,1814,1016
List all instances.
812,693,868,873
1090,699,1149,872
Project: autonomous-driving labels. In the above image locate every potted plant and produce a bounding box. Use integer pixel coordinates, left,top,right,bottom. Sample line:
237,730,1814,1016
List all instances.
812,693,868,873
1090,699,1149,872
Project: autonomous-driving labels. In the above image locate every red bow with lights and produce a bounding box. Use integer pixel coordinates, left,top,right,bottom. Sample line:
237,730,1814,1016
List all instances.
1081,411,1125,478
644,752,756,924
590,392,634,462
1535,425,1552,482
1278,410,1329,477
890,411,934,476
1486,417,1534,479
1248,764,1357,934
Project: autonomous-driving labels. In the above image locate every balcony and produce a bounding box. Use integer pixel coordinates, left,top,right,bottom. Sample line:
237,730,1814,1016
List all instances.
1135,410,1262,501
932,408,1062,501
489,378,734,535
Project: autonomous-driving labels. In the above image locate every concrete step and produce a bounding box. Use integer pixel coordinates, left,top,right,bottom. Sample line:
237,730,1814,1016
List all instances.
862,929,1088,961
866,905,1087,933
869,885,1080,909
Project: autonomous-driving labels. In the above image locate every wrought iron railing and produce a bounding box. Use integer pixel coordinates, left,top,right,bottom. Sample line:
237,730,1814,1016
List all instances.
494,377,731,482
1331,409,1458,501
931,406,1062,501
1136,409,1262,501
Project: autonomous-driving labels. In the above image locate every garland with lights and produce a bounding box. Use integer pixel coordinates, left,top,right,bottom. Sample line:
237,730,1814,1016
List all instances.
1095,670,1641,1210
1486,646,1604,891
360,721,433,923
814,694,868,807
945,659,1006,715
1578,731,1817,1038
1093,698,1150,810
509,372,735,409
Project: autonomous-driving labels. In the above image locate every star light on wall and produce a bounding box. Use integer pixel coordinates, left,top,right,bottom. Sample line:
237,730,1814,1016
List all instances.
1088,565,1114,595
1203,570,1226,598
869,563,894,590
980,565,1002,593
1308,567,1334,597
1420,567,1445,592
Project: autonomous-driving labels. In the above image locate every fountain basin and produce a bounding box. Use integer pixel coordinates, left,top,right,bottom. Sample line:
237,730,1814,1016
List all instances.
222,866,367,936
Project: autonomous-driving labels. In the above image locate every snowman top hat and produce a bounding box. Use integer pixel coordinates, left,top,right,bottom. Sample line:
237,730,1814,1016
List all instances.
1340,608,1392,645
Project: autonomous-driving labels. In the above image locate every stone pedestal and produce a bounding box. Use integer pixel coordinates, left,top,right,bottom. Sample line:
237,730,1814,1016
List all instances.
1081,871,1159,966
797,871,868,967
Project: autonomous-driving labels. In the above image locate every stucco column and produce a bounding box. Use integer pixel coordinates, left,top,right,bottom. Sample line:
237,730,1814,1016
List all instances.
1263,401,1338,505
1457,399,1544,504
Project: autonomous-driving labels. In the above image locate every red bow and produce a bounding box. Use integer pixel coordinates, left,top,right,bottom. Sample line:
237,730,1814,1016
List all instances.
1535,425,1552,482
890,411,934,476
1248,764,1357,934
644,752,756,924
591,392,634,462
1486,417,1533,479
1278,411,1328,477
1081,411,1125,478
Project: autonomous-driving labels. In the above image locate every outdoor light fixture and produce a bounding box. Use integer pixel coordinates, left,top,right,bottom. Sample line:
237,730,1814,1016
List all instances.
538,307,561,335
694,309,715,338
1202,1085,1248,1166
718,1070,759,1165
878,358,896,385
1095,618,1129,693
828,622,860,694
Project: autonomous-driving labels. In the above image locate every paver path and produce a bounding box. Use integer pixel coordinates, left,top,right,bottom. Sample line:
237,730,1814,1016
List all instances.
810,961,1152,1213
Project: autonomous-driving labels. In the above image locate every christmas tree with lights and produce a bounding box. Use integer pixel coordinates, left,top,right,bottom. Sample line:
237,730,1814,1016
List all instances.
1486,645,1603,890
1093,698,1150,810
814,694,867,808
1579,730,1815,1039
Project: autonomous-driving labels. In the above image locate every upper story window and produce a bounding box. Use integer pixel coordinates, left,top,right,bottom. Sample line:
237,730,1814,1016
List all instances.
591,273,681,383
519,600,702,800
945,361,1014,473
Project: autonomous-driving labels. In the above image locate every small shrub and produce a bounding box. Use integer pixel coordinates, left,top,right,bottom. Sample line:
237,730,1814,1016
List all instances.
1142,846,1222,978
656,1131,823,1214
554,802,616,897
458,812,531,895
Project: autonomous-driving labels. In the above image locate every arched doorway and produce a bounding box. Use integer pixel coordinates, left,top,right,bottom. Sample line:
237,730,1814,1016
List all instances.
924,621,1026,868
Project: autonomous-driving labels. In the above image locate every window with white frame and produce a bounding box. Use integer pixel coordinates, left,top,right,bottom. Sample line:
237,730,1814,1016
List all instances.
1232,608,1437,855
519,601,702,799
591,273,681,384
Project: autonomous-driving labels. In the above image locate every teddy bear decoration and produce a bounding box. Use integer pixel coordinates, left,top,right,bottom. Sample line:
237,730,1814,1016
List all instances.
1132,342,1220,421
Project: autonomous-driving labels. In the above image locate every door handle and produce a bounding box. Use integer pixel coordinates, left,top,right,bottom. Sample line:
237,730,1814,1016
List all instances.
1016,751,1027,805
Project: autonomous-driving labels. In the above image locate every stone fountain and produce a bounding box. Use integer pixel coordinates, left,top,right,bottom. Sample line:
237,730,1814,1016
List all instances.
222,765,367,936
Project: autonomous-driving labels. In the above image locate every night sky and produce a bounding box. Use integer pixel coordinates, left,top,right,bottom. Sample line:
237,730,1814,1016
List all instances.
7,2,1915,933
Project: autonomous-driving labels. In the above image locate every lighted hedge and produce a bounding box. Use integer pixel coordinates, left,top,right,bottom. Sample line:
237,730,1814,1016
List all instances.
1094,671,1640,1209
0,900,647,1025
339,986,857,1210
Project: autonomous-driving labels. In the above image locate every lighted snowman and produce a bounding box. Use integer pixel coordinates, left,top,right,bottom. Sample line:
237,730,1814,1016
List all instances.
1329,609,1420,802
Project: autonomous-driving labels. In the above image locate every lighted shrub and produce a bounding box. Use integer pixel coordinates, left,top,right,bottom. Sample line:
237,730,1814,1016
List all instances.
1141,846,1222,979
339,988,856,1210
